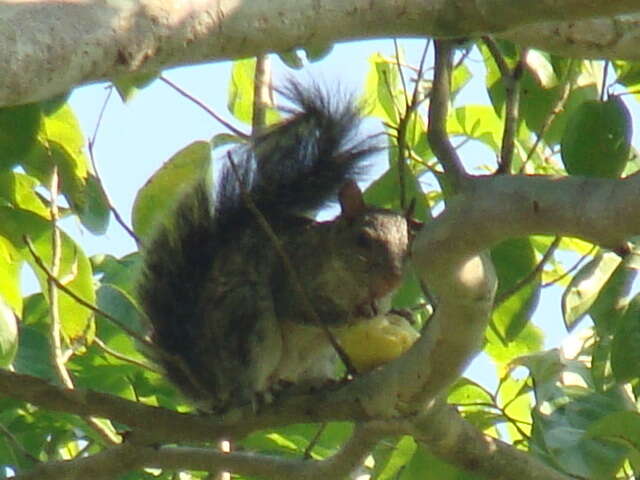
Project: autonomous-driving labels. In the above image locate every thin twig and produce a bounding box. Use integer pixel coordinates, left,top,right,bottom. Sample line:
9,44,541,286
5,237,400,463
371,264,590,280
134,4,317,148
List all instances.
93,337,162,373
226,154,358,375
43,167,121,445
22,236,155,351
393,39,410,107
519,67,574,173
428,39,468,193
483,37,524,174
543,245,597,288
252,54,272,134
600,60,610,102
303,423,328,459
391,40,431,209
87,85,140,245
46,167,75,390
160,75,248,139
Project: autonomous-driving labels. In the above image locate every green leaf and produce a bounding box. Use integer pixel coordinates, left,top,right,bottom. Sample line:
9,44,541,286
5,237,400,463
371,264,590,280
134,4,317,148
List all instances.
0,294,18,367
228,58,257,124
364,166,430,222
0,171,48,216
485,322,544,366
29,230,96,342
400,445,483,479
491,237,540,340
562,252,620,331
451,62,472,95
14,323,55,380
448,105,503,151
614,60,640,104
364,52,400,124
0,207,95,342
76,174,111,235
525,50,558,89
0,206,50,247
113,71,158,102
91,252,141,297
610,294,640,382
0,103,42,170
241,424,343,458
303,43,334,63
211,132,244,150
22,103,91,213
530,388,630,479
587,411,640,470
561,97,632,178
277,50,305,69
96,284,147,342
373,436,416,480
589,255,637,334
448,377,494,406
131,141,212,241
0,236,22,313
497,374,533,442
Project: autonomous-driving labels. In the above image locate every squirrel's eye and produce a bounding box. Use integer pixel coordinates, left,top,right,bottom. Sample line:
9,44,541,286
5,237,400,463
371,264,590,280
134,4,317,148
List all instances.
356,232,372,249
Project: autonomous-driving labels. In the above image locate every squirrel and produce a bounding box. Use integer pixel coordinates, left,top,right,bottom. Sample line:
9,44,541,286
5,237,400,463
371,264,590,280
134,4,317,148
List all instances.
137,83,414,412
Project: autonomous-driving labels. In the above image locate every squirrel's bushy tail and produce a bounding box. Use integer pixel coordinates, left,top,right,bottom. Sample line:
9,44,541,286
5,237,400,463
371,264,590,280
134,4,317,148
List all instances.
138,183,217,393
215,82,378,229
138,82,377,398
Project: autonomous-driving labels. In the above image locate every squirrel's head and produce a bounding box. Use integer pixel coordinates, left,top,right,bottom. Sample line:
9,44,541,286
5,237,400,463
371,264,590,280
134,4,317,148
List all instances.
336,180,418,303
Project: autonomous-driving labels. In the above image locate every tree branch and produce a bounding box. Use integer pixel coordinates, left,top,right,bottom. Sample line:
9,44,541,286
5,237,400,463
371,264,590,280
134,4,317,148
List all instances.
410,401,573,480
1,0,639,107
428,39,469,193
15,424,381,480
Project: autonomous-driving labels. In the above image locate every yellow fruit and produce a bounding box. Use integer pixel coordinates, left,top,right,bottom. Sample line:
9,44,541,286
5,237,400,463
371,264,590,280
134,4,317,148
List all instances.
335,314,420,373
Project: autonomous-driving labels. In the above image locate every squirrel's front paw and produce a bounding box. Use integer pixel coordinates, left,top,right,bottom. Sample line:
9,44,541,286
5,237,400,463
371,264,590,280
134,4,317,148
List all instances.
354,300,378,319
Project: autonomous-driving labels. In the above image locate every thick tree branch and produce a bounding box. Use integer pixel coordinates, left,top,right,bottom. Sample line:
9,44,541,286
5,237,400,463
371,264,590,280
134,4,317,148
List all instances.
501,14,640,60
1,0,639,107
15,424,381,480
410,402,572,480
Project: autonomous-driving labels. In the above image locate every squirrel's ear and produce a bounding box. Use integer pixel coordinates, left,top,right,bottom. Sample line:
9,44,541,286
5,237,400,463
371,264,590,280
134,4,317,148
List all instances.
339,180,366,220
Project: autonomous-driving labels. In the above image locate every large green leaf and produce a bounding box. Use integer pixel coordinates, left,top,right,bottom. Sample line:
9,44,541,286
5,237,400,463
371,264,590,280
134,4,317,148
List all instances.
131,141,212,241
372,436,417,480
0,236,22,313
228,58,257,124
0,103,42,170
589,256,637,334
614,60,640,104
587,411,640,471
0,294,18,367
521,349,630,478
22,103,90,213
91,252,141,297
561,97,632,178
399,445,483,479
491,237,540,341
610,294,640,383
0,207,95,342
0,171,48,216
113,71,158,102
14,323,55,381
448,105,503,151
364,52,401,124
364,166,429,221
76,173,111,235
